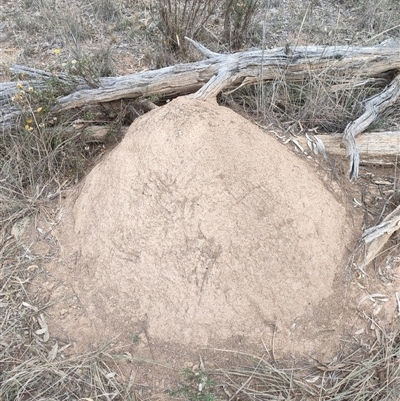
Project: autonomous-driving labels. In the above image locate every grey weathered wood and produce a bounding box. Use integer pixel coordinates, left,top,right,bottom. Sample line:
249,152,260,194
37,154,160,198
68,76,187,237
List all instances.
2,39,400,178
342,74,400,178
0,65,89,128
52,39,400,110
361,204,400,268
2,39,399,116
298,131,400,166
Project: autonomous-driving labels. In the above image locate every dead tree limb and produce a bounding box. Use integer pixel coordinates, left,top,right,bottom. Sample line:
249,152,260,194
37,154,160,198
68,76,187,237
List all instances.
2,38,400,176
343,74,400,179
361,204,400,268
2,39,399,116
297,131,400,166
53,38,400,110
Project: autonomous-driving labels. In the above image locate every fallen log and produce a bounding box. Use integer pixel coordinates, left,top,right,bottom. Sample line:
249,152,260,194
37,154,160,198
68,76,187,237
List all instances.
46,38,400,110
2,38,400,177
2,39,400,118
297,131,400,166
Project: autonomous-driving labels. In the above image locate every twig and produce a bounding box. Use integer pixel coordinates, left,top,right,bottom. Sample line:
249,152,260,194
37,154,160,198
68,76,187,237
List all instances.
342,73,400,179
361,203,400,267
395,292,400,313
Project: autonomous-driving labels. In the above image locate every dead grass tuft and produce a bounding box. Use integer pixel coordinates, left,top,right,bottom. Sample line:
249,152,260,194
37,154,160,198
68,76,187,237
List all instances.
225,66,388,134
0,66,135,401
223,0,260,50
355,0,400,40
153,0,216,53
218,326,400,400
91,0,123,22
0,237,131,400
67,45,116,88
0,80,94,239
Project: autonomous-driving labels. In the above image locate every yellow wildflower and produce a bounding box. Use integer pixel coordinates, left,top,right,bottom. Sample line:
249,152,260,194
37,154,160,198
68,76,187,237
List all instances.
54,48,61,55
26,118,33,124
16,83,23,89
25,124,30,130
37,107,43,113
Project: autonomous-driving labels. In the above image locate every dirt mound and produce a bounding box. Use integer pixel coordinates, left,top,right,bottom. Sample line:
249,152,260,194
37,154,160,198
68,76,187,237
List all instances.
45,96,359,362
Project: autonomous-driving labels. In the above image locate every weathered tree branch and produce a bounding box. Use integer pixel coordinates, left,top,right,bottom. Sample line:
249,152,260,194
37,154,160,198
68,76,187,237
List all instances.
2,39,400,178
2,39,399,117
297,131,400,166
361,204,400,268
343,74,400,179
52,38,400,112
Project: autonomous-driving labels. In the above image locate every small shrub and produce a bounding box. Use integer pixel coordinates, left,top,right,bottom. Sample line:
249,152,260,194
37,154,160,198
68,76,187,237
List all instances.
1,81,89,231
223,0,260,50
13,15,42,35
91,0,122,22
169,368,216,401
59,11,92,46
153,0,216,53
67,46,115,88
